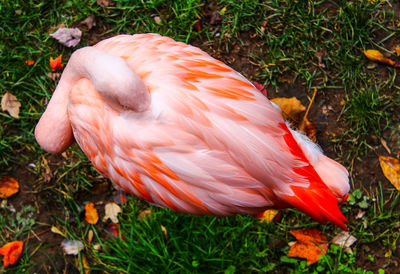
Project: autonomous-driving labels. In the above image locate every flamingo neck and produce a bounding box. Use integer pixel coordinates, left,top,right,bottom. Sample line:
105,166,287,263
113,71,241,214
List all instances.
35,46,150,153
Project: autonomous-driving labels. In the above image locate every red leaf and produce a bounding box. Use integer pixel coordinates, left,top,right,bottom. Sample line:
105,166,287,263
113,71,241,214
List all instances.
49,55,64,72
194,21,202,32
25,60,35,66
252,81,267,97
0,241,23,267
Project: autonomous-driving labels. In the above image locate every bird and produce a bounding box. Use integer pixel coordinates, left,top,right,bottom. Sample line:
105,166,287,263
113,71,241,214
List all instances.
35,33,350,230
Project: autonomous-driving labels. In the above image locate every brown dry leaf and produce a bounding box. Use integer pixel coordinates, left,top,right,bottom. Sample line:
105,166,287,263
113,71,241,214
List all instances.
97,0,113,7
138,209,152,220
82,15,96,30
299,118,317,142
288,229,329,265
0,177,19,198
47,72,61,81
1,92,21,118
379,155,400,191
363,49,396,66
331,231,357,253
270,97,306,121
315,48,327,68
41,156,53,182
84,203,99,224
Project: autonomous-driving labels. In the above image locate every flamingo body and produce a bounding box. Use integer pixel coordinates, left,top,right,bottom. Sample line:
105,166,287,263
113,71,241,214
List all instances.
35,34,350,229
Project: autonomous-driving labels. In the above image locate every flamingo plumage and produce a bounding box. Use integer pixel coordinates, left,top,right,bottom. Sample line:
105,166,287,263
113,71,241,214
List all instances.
35,33,350,230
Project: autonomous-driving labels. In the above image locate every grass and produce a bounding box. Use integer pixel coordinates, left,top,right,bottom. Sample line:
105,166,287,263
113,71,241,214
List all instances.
1,0,400,273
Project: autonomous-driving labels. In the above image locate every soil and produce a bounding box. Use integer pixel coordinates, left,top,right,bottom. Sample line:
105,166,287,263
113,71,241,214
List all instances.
2,8,400,273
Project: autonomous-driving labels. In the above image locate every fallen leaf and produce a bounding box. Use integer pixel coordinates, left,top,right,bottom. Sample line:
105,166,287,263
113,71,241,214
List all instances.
51,226,66,237
331,231,357,251
255,209,281,224
298,88,317,142
393,44,400,56
81,254,90,274
379,155,400,191
81,15,96,30
87,229,93,245
194,21,202,32
25,59,35,66
0,241,23,267
161,225,168,239
138,209,152,220
298,117,317,142
47,72,61,81
1,92,21,118
103,202,121,223
107,222,126,241
61,240,84,255
270,97,306,121
380,138,391,154
49,55,64,72
315,48,327,68
50,28,82,47
363,49,396,67
84,203,99,224
252,81,267,97
97,0,113,7
0,177,19,198
153,15,162,24
287,229,329,265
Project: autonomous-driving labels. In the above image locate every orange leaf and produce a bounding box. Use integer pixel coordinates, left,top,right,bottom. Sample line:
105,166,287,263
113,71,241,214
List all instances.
25,59,35,66
0,241,23,267
0,177,19,198
84,202,99,224
363,49,396,66
288,229,329,265
49,55,64,72
379,156,400,191
270,97,306,121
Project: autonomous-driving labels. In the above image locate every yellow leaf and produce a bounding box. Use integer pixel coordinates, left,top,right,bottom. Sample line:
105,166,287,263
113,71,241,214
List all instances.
379,156,400,191
394,45,400,56
1,92,21,118
259,209,281,224
363,49,384,61
270,97,306,120
84,203,99,224
363,49,396,66
0,177,19,198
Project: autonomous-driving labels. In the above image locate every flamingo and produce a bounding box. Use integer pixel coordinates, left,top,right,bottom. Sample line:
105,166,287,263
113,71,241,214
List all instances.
35,33,350,230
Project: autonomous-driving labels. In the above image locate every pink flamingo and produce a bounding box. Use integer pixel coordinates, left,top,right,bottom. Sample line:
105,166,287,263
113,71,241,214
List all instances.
35,34,350,230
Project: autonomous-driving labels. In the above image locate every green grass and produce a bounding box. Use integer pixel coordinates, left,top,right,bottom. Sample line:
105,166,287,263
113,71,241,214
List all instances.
1,0,400,273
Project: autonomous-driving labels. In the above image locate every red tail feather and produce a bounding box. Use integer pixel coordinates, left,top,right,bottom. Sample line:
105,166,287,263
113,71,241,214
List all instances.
278,123,348,230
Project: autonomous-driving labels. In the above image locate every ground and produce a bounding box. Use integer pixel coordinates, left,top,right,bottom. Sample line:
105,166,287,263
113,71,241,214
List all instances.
0,1,400,273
